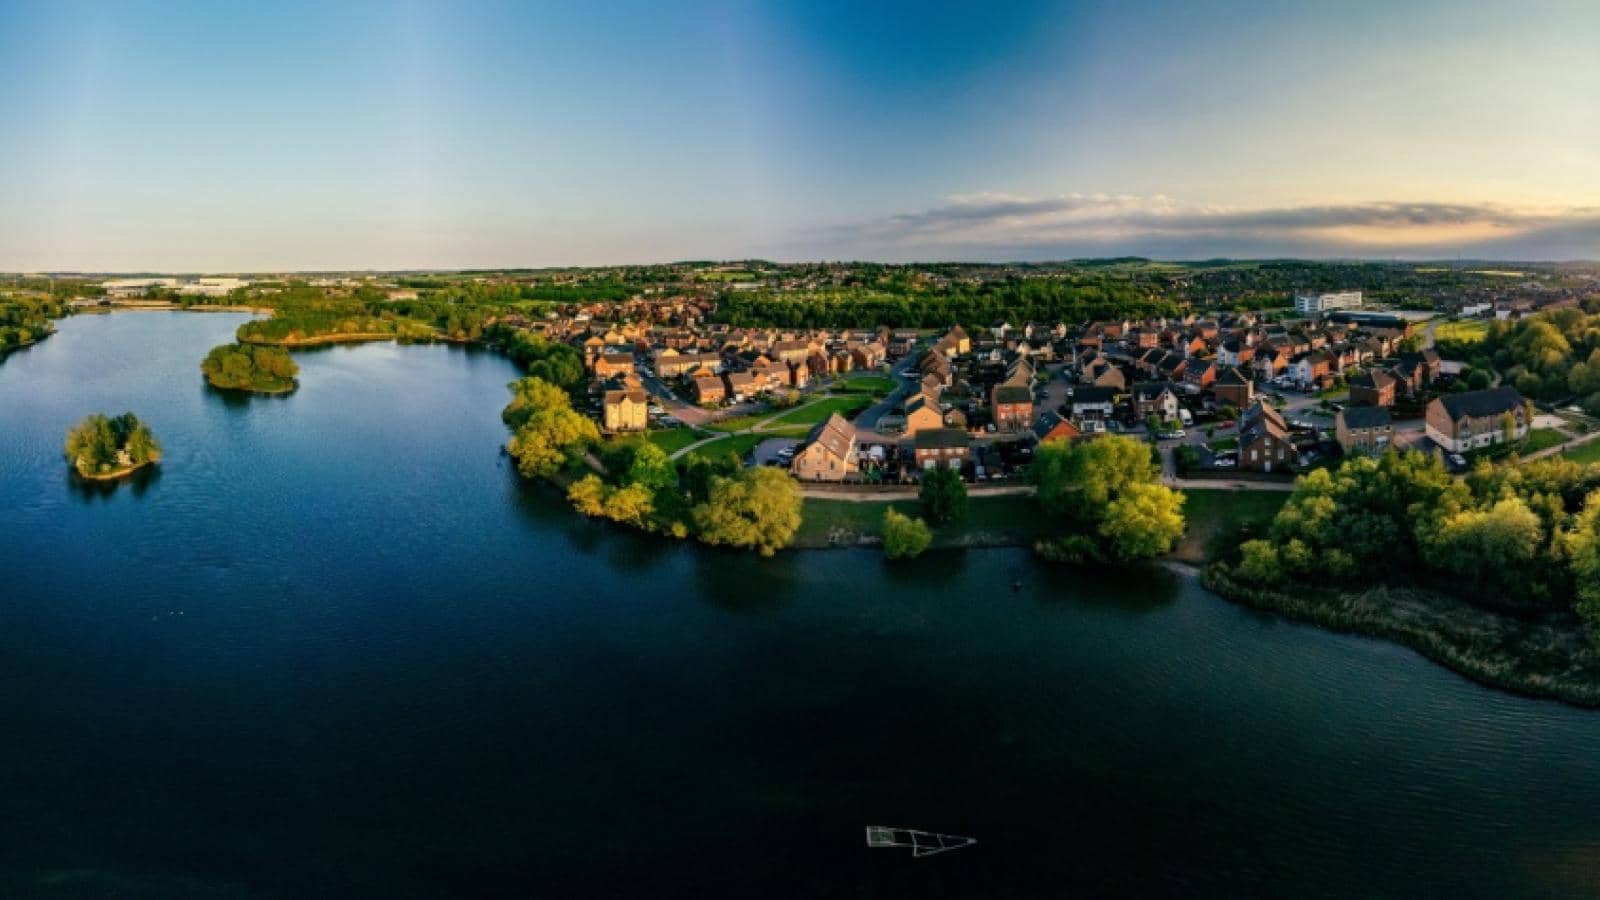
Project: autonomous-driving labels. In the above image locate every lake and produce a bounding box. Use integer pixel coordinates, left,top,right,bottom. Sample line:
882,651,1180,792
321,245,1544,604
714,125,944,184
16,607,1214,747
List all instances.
2,312,1599,898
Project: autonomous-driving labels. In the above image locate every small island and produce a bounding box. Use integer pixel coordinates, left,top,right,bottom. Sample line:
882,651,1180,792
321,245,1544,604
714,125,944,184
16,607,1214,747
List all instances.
65,412,162,480
202,342,299,393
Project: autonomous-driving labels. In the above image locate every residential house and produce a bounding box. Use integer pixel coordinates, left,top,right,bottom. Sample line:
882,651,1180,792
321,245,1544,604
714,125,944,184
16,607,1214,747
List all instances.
1031,412,1082,444
1211,367,1254,409
592,352,635,379
912,428,971,471
1130,382,1181,421
602,388,649,433
1348,369,1397,407
791,413,859,481
903,392,945,437
1071,386,1118,419
1425,387,1529,453
1336,406,1394,456
691,373,725,405
1238,401,1295,473
990,383,1034,432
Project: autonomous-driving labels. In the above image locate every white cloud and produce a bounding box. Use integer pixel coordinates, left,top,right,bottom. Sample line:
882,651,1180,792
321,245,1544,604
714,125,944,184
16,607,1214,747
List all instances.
814,194,1600,261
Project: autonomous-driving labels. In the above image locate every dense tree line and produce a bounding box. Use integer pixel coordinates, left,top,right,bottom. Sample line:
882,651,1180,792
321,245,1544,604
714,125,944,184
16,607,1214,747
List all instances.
713,277,1178,330
201,343,299,392
64,412,160,476
1031,435,1186,563
1465,306,1600,414
566,436,803,556
1226,450,1600,642
502,377,601,477
494,328,587,390
0,300,60,354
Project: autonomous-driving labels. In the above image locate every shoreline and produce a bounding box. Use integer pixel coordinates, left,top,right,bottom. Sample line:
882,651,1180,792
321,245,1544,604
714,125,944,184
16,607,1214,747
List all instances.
206,377,298,395
241,332,396,347
1202,563,1600,708
73,458,158,482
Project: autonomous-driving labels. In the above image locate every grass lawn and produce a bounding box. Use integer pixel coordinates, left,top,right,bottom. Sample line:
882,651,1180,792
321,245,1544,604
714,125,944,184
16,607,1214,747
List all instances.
1208,436,1239,451
683,432,766,463
794,494,1046,549
1434,319,1489,344
1172,489,1289,564
773,394,872,427
1523,427,1568,455
833,375,896,396
646,426,702,454
1563,439,1600,466
763,424,814,439
704,410,772,433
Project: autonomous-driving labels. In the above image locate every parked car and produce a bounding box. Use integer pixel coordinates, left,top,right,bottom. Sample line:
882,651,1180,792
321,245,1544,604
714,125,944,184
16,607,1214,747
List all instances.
1214,457,1237,468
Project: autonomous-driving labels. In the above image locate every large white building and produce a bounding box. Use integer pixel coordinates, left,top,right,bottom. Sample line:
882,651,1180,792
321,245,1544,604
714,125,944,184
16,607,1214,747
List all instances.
102,278,179,298
177,277,249,297
1294,290,1362,315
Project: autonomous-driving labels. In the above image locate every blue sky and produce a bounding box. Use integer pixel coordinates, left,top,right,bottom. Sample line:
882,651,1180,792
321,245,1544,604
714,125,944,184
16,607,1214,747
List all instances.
2,0,1598,270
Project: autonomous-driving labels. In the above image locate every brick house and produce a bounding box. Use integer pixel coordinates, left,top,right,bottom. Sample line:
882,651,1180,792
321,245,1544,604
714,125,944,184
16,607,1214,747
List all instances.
1336,406,1393,456
912,427,970,470
1425,387,1529,453
790,413,859,481
1238,401,1295,473
1347,369,1396,407
990,383,1034,432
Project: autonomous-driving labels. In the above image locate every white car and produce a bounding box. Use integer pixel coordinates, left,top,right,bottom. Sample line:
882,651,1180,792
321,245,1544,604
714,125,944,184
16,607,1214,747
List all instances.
1214,457,1237,468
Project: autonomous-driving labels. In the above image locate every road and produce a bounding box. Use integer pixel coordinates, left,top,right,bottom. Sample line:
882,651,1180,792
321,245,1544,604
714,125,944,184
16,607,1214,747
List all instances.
853,352,920,435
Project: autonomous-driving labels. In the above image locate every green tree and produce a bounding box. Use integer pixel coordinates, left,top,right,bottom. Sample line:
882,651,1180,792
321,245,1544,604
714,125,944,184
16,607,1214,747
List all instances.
1563,492,1600,646
882,508,932,560
1237,539,1283,585
691,466,802,556
1099,482,1186,561
919,466,967,526
567,474,607,517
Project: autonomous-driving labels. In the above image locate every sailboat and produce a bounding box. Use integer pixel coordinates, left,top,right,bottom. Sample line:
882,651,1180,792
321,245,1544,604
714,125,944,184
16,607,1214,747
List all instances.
865,826,976,858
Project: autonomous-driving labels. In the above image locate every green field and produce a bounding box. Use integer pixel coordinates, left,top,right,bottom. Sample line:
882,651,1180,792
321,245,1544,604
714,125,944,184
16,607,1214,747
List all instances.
646,426,702,454
704,411,770,433
773,394,872,427
1434,319,1489,344
793,494,1045,549
1524,428,1568,455
1172,489,1290,564
1563,439,1600,465
683,432,767,463
833,375,897,396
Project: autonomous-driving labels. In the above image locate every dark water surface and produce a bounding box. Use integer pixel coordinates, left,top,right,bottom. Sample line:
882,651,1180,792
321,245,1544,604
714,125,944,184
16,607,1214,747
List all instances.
3,312,1600,898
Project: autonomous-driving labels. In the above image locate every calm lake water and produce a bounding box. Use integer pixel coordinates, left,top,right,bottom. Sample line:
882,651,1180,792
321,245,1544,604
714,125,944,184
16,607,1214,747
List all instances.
3,312,1600,898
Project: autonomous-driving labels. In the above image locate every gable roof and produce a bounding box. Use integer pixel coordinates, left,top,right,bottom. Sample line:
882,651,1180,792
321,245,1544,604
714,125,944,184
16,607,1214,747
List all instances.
992,384,1032,405
914,427,970,450
1437,387,1525,420
1340,406,1392,430
803,412,858,459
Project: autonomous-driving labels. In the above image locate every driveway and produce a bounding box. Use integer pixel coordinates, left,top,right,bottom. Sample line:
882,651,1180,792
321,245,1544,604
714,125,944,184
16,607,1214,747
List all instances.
854,352,920,434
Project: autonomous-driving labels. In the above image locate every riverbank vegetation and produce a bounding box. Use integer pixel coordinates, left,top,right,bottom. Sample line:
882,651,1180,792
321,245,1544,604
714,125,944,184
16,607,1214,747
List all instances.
64,412,161,479
201,343,299,393
1204,449,1600,703
882,508,932,560
1,297,66,358
502,378,803,555
503,377,601,477
1032,435,1186,563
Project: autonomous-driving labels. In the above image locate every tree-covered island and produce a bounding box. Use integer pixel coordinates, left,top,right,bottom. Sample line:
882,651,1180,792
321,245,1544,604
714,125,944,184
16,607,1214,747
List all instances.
64,412,162,480
201,342,299,393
